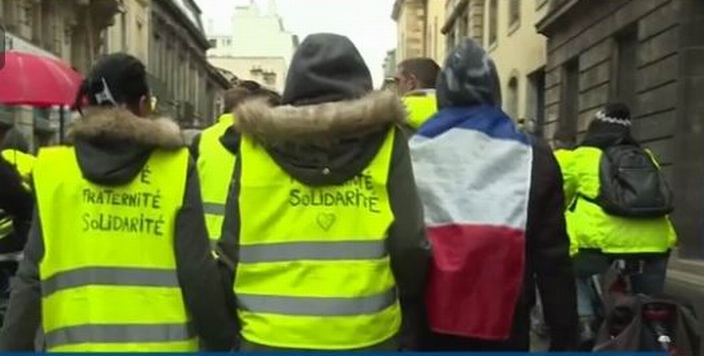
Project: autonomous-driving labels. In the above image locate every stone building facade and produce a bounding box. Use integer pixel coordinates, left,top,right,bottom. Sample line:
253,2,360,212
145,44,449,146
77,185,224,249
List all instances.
424,0,446,64
442,0,483,55
103,0,150,64
392,0,426,61
538,0,704,337
148,0,230,129
206,1,298,94
440,0,549,130
0,0,120,151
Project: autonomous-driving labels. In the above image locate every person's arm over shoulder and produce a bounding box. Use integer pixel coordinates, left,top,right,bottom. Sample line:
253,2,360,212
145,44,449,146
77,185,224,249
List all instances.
386,127,431,350
174,157,237,351
189,133,202,161
0,158,33,244
554,149,577,209
0,209,43,351
527,139,579,351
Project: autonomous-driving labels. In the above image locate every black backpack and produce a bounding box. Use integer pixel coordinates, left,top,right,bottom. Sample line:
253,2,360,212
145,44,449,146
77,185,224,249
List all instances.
595,144,674,218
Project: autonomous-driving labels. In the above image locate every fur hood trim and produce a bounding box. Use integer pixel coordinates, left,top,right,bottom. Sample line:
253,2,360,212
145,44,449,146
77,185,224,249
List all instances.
235,90,407,144
68,108,184,149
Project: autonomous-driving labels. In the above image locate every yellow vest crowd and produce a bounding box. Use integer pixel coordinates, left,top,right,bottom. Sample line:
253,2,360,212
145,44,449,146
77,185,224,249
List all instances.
0,34,680,353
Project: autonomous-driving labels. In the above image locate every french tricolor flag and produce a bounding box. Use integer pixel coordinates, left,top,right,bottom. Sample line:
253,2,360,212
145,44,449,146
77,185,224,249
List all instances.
410,105,533,340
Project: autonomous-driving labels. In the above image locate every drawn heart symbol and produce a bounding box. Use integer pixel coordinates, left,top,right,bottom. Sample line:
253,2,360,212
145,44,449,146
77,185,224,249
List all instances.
316,213,337,231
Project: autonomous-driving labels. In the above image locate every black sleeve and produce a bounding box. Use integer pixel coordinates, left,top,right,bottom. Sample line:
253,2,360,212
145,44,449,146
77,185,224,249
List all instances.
526,140,579,351
189,133,202,160
0,159,33,249
216,155,241,323
386,128,431,350
174,158,237,351
0,209,43,351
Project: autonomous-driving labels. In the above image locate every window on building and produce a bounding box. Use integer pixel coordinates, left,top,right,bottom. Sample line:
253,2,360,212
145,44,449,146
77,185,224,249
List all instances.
433,17,438,60
613,26,638,111
120,12,127,51
136,19,144,61
2,0,16,29
18,1,32,38
509,0,521,30
31,2,41,43
152,33,162,76
426,23,432,57
178,54,186,100
264,73,276,86
506,76,519,120
446,30,455,56
40,1,59,54
167,44,175,97
458,9,468,38
561,59,580,139
527,68,546,137
208,39,217,48
488,0,498,46
400,33,405,58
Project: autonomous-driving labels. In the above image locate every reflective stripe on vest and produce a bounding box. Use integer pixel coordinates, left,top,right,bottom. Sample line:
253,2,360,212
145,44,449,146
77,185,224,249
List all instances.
403,92,437,129
197,117,236,242
235,129,401,350
0,211,13,240
34,147,197,352
45,323,195,351
238,240,386,263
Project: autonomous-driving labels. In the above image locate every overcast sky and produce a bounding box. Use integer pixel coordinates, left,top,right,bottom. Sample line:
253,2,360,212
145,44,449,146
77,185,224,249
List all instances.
197,0,397,87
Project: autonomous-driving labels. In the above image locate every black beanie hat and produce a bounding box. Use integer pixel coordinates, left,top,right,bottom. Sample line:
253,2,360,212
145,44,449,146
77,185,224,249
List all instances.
594,102,631,127
282,33,372,106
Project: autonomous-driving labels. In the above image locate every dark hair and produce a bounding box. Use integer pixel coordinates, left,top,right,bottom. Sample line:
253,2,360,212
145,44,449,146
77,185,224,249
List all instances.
399,58,441,89
74,53,150,113
223,87,256,112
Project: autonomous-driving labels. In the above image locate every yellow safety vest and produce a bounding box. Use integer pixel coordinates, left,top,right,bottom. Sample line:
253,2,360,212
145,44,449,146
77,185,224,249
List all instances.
33,146,197,352
403,90,437,129
2,149,36,191
235,129,401,350
197,114,236,243
562,146,676,254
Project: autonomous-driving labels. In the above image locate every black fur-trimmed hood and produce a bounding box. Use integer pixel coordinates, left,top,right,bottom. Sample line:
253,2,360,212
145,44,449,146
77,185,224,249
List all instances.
67,107,185,186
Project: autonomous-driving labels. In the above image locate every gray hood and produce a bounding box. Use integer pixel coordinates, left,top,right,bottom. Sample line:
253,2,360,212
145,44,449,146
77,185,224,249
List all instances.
67,107,184,186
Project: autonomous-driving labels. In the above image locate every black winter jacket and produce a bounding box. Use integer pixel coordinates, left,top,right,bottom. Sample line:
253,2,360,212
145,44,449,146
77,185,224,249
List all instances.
422,38,578,351
0,158,33,254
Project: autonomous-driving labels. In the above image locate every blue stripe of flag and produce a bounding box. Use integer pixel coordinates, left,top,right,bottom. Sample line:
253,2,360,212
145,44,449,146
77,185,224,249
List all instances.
416,105,530,145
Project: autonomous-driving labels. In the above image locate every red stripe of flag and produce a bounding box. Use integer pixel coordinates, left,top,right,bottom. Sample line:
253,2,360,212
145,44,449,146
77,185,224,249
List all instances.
425,224,526,340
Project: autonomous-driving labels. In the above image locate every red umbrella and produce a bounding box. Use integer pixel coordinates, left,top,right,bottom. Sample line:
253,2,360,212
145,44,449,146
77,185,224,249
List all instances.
0,50,83,107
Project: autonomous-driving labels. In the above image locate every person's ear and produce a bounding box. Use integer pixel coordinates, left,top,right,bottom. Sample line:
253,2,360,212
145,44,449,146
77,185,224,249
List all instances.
137,95,153,117
408,74,420,91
